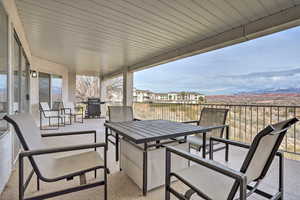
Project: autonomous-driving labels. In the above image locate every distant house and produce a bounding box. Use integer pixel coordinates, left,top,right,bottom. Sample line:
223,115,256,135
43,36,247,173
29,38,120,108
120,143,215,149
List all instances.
133,89,153,102
153,93,169,102
166,92,205,104
133,89,205,104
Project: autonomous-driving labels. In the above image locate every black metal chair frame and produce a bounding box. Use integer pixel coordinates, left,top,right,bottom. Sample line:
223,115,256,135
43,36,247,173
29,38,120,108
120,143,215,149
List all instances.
165,118,298,200
39,103,65,130
61,104,84,125
4,115,108,200
184,107,229,156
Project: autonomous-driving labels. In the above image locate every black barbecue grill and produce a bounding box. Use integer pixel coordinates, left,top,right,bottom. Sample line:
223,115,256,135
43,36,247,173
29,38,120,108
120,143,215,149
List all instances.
85,98,102,118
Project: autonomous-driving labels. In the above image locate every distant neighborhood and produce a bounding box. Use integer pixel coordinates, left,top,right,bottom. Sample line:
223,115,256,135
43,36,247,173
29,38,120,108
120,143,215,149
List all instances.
133,89,205,104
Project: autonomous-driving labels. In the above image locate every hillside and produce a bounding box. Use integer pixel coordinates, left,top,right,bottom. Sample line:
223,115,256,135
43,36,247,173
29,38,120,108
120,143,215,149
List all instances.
206,92,300,105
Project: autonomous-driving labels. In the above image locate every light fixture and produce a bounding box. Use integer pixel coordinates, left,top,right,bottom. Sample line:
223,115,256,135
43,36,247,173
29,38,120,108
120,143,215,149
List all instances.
30,70,37,78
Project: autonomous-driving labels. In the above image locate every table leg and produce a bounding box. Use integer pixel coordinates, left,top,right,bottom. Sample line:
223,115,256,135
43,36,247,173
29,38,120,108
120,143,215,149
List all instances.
105,127,108,145
225,126,229,162
116,133,119,162
202,132,206,158
143,143,148,196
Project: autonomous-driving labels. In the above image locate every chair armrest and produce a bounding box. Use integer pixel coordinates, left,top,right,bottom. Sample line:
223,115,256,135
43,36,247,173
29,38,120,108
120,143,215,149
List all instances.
20,142,107,157
41,130,96,137
182,120,199,125
210,137,250,149
166,146,246,181
205,124,229,131
42,109,60,112
61,108,71,111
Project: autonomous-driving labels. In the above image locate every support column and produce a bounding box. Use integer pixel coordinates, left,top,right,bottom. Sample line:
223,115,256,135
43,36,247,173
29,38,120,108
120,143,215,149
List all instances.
68,72,76,102
122,68,133,106
100,77,107,117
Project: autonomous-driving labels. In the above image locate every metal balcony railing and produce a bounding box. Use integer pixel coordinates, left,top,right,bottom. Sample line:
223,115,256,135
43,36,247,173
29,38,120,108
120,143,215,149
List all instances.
133,102,300,159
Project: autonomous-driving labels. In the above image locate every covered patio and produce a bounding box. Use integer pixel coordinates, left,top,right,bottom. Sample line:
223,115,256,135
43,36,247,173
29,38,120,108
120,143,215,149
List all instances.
1,0,300,199
1,119,300,200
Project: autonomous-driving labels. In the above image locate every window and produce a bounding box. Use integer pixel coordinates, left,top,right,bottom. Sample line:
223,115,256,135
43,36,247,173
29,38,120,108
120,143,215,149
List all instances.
39,72,51,104
0,2,8,135
51,75,62,103
39,73,63,107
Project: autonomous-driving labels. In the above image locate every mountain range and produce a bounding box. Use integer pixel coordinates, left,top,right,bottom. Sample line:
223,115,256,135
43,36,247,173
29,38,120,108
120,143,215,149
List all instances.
236,87,300,95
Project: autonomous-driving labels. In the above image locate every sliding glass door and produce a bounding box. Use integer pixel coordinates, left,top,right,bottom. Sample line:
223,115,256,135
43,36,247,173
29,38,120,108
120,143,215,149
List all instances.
39,73,63,107
0,2,8,136
12,34,30,162
13,35,30,114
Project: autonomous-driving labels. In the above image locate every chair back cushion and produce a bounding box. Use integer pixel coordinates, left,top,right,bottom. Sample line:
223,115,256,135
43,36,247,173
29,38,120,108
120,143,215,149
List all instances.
199,107,228,138
40,102,51,117
40,102,50,111
4,114,54,178
52,101,61,110
241,118,298,183
108,106,133,122
227,118,298,199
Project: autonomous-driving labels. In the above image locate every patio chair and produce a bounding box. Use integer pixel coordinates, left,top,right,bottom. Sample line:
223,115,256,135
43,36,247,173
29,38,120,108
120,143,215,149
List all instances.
52,101,62,110
39,102,65,130
4,113,108,200
184,107,229,157
106,106,140,161
61,102,84,124
165,117,298,200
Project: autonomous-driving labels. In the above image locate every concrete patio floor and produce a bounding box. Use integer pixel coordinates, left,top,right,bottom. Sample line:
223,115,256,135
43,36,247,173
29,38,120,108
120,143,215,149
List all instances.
1,118,300,200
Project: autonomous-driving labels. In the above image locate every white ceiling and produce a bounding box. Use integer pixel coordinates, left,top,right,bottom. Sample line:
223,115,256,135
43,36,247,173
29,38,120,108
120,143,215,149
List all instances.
15,0,300,77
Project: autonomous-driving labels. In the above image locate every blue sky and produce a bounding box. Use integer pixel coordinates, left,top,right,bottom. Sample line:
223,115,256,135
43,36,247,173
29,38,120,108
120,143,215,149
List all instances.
134,26,300,95
0,75,6,90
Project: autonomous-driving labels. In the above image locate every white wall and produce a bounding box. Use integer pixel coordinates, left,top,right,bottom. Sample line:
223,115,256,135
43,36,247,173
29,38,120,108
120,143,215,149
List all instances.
0,133,12,193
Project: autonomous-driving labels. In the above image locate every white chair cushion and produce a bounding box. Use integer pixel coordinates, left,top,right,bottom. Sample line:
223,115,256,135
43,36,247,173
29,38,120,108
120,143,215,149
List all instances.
175,164,235,200
45,111,60,117
39,151,104,180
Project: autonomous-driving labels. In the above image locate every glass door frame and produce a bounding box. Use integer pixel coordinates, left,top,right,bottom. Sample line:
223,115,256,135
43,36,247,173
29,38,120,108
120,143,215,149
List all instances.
11,31,30,164
13,31,30,113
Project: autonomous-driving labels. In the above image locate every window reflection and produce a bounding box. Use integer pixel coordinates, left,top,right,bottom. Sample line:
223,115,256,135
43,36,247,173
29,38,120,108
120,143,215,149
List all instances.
0,3,8,135
51,75,63,104
13,38,20,114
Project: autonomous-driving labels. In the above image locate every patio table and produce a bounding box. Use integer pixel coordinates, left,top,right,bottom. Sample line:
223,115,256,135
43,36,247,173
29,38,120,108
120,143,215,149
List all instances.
104,119,228,195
